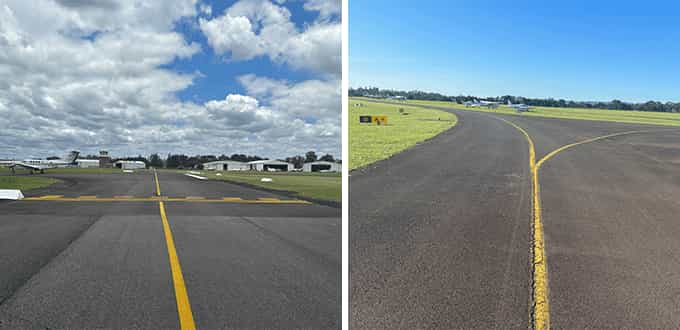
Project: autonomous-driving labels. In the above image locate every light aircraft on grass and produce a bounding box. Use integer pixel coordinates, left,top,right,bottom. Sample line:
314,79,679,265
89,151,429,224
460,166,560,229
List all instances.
464,99,499,109
507,100,530,112
1,151,79,174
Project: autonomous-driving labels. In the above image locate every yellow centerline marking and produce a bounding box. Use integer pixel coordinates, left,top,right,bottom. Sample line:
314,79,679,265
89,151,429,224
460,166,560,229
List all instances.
38,195,63,199
20,196,310,204
154,169,196,330
154,169,161,196
492,116,549,330
491,114,674,330
159,201,196,330
535,130,659,169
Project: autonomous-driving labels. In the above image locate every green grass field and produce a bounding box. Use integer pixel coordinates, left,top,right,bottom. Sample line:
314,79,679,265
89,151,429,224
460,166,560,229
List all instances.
0,176,60,190
393,98,680,127
196,171,341,202
349,98,457,170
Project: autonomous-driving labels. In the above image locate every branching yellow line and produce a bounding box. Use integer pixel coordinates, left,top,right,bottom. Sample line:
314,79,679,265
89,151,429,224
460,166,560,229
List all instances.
492,116,673,330
154,169,196,330
535,130,659,169
491,116,549,330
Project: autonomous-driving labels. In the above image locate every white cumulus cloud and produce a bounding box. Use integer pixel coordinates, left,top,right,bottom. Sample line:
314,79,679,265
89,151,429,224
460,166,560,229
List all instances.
0,0,340,160
199,0,341,77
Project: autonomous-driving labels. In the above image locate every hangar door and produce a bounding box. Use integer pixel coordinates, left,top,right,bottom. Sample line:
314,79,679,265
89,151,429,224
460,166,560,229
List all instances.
263,164,288,171
311,164,331,172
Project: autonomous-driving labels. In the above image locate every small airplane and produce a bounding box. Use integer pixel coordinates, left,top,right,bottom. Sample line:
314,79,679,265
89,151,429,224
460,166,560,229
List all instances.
464,99,499,109
2,151,80,174
507,100,530,112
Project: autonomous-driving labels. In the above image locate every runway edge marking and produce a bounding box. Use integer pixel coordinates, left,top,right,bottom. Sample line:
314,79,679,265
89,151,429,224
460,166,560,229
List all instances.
154,169,196,330
489,115,549,330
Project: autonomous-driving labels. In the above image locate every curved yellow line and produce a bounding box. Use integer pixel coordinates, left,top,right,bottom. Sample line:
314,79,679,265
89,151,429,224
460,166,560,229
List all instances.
536,130,658,170
491,116,549,330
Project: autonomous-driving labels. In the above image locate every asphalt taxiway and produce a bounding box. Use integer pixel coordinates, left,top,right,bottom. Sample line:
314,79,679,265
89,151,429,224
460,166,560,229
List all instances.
350,101,680,329
0,170,340,329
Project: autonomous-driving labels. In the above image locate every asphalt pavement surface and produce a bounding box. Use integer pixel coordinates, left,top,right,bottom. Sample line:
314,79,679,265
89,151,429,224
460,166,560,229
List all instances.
0,170,340,329
350,103,680,329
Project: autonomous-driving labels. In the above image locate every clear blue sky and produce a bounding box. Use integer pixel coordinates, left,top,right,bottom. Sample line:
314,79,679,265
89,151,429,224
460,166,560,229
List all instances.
350,0,680,102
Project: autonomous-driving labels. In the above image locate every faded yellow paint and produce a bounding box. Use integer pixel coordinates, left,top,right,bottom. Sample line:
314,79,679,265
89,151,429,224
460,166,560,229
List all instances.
154,170,161,196
493,116,671,330
536,130,658,170
492,116,549,330
21,196,310,204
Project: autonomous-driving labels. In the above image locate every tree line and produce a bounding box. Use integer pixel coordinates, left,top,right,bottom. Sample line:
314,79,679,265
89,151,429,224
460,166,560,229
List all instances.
350,87,680,113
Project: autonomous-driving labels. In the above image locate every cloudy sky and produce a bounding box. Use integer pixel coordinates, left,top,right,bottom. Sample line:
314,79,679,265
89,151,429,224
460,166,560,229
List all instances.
0,0,341,160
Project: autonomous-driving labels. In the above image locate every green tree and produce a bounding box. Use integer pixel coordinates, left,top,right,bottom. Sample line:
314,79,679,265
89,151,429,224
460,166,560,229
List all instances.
305,151,317,163
149,153,163,168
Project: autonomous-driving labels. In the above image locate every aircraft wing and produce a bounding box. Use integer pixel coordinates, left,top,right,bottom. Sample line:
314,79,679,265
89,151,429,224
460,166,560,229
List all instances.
8,162,47,171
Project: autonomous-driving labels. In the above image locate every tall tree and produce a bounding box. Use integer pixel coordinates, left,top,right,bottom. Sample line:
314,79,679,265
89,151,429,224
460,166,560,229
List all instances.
305,151,317,163
149,153,163,168
319,154,335,162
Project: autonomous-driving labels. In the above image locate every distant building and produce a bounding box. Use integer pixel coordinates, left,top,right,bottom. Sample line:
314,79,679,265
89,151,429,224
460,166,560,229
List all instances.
248,159,293,172
203,160,249,171
302,161,340,172
76,159,100,168
99,150,112,168
114,160,146,170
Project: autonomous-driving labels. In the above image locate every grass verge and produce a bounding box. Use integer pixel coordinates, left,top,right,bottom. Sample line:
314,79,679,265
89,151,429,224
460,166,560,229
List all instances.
350,97,457,170
199,171,341,203
0,176,60,190
399,99,680,127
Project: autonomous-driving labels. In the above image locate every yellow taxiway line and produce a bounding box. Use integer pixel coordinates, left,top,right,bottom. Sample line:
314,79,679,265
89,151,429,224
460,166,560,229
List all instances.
493,114,673,330
154,169,196,330
492,116,549,330
158,200,196,330
21,196,311,204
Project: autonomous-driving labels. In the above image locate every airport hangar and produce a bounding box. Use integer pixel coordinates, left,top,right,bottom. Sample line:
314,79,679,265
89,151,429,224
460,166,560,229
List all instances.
302,161,340,172
203,160,340,172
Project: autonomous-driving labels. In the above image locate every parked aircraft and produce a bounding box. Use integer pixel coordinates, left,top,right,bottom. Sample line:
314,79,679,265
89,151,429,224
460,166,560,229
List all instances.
464,99,499,109
2,151,80,174
507,100,530,112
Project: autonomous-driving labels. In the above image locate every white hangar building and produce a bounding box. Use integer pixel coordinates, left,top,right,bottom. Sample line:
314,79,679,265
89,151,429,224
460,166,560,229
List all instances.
248,159,293,172
76,159,100,168
114,160,146,170
302,161,340,172
203,160,249,171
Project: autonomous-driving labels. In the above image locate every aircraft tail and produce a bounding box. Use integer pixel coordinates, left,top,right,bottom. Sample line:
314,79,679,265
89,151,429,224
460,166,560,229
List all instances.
65,151,79,163
507,100,512,106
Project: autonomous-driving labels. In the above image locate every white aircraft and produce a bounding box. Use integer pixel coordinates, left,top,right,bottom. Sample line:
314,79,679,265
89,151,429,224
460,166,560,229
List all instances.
2,151,80,174
507,100,530,112
464,99,499,109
